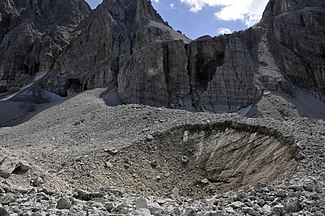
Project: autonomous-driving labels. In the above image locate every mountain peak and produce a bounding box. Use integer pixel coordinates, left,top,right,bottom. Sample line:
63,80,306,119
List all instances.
98,0,164,24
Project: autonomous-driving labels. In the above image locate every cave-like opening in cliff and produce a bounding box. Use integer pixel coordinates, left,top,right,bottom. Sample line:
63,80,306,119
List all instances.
67,78,82,94
196,53,224,91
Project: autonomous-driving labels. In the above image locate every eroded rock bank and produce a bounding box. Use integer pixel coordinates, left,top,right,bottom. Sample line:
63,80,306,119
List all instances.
106,121,299,198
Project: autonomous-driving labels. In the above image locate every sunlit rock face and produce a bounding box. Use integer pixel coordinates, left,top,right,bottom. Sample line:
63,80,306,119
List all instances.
44,0,189,96
1,0,324,117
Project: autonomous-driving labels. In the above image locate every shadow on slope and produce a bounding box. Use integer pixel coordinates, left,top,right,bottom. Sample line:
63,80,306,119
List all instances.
0,86,73,127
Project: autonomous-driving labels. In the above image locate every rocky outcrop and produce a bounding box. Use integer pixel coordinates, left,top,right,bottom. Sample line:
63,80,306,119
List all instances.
118,32,262,113
44,0,189,96
264,0,325,99
117,0,325,114
0,0,90,93
118,40,190,108
190,32,261,113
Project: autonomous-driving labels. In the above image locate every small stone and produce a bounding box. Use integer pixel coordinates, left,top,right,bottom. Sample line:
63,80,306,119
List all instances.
113,203,131,214
231,201,245,209
256,198,265,207
294,152,306,160
303,182,315,192
225,207,236,213
73,189,92,201
104,148,119,155
149,203,164,215
156,199,167,205
135,198,148,210
0,194,15,205
183,131,189,142
104,202,114,211
295,141,305,149
181,156,189,164
0,156,17,178
17,161,31,172
31,177,44,187
288,185,303,191
276,190,287,198
172,187,180,196
285,197,300,213
249,189,257,196
201,178,209,185
135,208,151,216
150,160,157,168
146,135,154,141
0,207,9,216
236,190,247,200
242,207,258,216
272,204,284,214
105,161,113,168
263,91,271,96
56,197,72,209
262,205,271,214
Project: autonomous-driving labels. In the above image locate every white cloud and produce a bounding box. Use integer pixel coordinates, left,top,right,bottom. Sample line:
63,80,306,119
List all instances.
170,3,177,9
153,0,159,3
179,0,269,26
217,27,232,35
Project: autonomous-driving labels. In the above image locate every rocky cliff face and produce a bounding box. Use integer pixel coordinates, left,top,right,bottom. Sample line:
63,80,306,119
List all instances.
0,0,90,93
118,32,262,113
44,0,189,96
116,0,325,116
264,0,325,99
1,0,324,118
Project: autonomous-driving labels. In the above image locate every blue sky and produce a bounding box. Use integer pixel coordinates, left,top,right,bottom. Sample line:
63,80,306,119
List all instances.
85,0,269,39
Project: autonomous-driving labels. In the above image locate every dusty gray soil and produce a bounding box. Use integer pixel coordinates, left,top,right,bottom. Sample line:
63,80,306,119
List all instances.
0,89,324,215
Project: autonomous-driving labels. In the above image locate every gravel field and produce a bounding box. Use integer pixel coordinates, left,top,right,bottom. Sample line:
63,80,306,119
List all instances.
0,89,324,215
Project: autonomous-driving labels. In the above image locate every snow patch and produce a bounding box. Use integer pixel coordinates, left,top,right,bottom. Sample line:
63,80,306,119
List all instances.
41,90,62,103
202,107,216,114
236,105,253,116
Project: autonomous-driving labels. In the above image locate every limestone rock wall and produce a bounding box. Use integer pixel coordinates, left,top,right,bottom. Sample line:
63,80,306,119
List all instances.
0,0,90,92
44,0,189,96
118,30,262,112
267,7,325,99
117,0,324,112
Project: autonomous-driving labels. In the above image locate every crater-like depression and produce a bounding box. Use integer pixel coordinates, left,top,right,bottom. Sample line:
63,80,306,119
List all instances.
106,122,299,198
